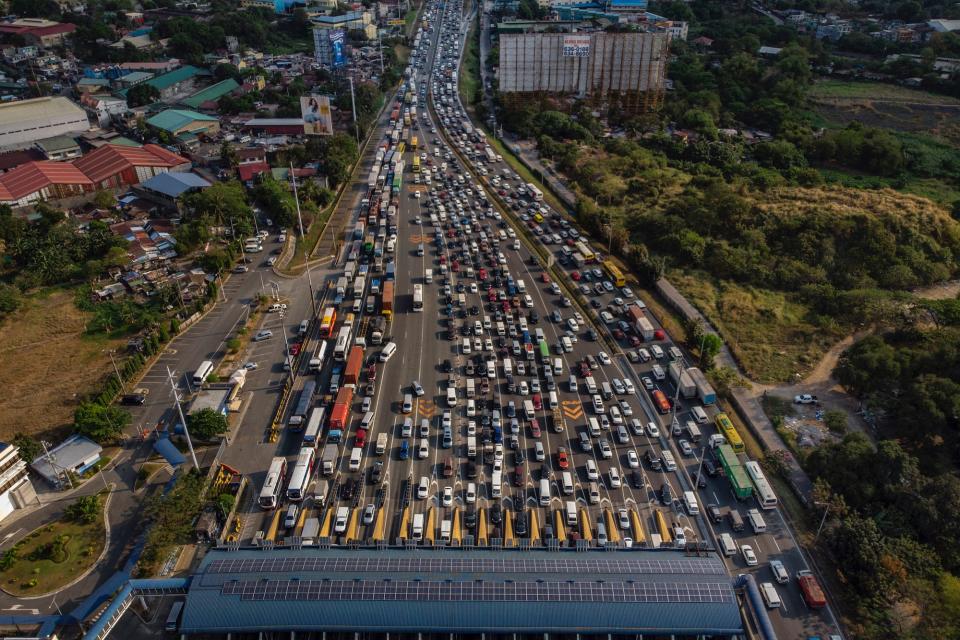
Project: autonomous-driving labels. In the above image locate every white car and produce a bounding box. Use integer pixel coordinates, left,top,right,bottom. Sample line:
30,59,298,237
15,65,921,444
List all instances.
418,439,429,459
646,421,661,438
254,330,273,341
679,439,693,456
623,379,635,394
770,559,790,584
598,351,611,365
627,450,640,468
567,318,579,332
619,401,633,416
794,394,818,404
518,381,529,395
741,545,758,566
442,486,453,507
617,508,630,530
467,420,477,436
608,467,622,488
362,503,375,524
442,411,452,429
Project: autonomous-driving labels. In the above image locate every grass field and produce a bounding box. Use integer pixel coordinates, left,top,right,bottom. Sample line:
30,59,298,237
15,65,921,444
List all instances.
809,80,960,105
0,498,106,596
669,271,846,384
0,289,124,441
459,17,480,109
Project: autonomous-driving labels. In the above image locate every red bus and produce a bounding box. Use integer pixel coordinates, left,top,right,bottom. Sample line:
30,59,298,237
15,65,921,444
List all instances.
319,306,337,337
651,390,671,415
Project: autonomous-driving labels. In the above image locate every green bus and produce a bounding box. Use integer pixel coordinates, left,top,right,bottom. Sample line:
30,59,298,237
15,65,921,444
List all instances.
538,340,550,361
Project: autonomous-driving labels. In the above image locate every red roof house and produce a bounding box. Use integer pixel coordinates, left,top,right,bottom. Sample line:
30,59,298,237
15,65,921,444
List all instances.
73,144,190,190
0,161,94,206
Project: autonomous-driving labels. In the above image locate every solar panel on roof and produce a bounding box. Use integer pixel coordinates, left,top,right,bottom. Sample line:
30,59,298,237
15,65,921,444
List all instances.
206,555,727,577
219,579,734,604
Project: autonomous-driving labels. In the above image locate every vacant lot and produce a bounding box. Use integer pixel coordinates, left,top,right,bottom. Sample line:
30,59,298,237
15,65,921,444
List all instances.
669,271,846,384
810,80,960,144
0,289,123,440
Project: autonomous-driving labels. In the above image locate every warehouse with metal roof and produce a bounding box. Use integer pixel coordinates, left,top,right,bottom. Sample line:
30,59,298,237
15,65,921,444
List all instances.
179,547,744,637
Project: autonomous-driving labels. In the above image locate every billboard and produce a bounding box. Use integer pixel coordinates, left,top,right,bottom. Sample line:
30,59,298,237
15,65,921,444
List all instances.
330,29,346,68
562,34,591,57
301,95,333,136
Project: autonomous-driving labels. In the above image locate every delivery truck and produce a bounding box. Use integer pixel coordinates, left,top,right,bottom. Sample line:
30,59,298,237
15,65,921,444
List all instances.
668,362,697,398
321,443,339,475
686,366,716,405
797,570,827,609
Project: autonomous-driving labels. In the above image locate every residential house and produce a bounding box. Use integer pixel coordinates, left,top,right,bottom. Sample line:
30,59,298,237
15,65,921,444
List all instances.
0,19,76,47
134,171,211,213
35,135,82,161
31,435,103,488
0,443,37,523
236,146,270,182
147,109,221,139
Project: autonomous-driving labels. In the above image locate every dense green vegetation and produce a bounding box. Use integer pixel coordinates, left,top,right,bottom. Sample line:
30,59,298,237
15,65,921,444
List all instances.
807,432,960,638
138,470,205,575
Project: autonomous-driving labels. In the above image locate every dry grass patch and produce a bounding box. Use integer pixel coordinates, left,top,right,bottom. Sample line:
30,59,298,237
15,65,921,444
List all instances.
0,289,124,440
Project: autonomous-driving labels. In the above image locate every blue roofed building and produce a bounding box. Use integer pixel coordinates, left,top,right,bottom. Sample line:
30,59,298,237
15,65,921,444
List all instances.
178,547,744,637
134,171,211,213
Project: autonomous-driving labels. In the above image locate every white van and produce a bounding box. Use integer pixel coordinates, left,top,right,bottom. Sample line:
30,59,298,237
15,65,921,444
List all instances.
516,279,526,293
760,582,782,609
561,471,574,495
566,500,578,526
379,342,397,362
718,532,737,557
561,336,573,353
691,406,708,424
502,358,513,377
496,321,506,336
585,376,598,395
446,386,457,407
334,506,350,533
467,436,477,458
661,449,677,471
588,417,601,437
548,391,559,409
461,337,472,355
466,482,477,503
425,268,433,283
411,513,424,540
748,508,767,533
440,519,452,543
651,364,665,380
651,345,664,359
539,478,551,506
588,481,600,504
349,447,363,471
491,471,502,498
683,490,700,515
601,381,613,400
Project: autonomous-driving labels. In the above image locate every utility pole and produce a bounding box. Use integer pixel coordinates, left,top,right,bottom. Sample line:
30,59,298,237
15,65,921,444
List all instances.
290,163,317,316
105,349,124,393
166,366,199,470
348,76,359,146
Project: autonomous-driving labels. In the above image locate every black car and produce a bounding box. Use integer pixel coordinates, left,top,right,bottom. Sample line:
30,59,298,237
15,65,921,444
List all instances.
515,450,525,465
514,512,528,536
443,359,453,373
659,482,673,505
631,470,643,489
341,478,356,501
490,505,502,525
704,459,719,477
691,472,707,489
465,462,478,479
121,393,146,405
370,461,384,484
529,310,539,323
586,328,598,341
464,510,477,529
707,504,723,524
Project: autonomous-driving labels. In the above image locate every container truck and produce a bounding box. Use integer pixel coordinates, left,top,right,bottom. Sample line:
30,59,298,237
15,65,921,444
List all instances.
797,570,827,608
636,316,655,341
370,316,386,345
668,362,697,398
335,276,348,298
376,433,388,455
329,386,354,430
382,281,395,318
321,443,339,475
343,346,364,386
686,367,717,405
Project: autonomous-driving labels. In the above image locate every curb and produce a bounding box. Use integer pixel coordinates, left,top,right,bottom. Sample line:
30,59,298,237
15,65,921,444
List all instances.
3,485,116,601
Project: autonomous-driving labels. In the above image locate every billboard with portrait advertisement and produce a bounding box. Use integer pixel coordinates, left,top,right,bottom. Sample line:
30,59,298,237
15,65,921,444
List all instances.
301,95,333,136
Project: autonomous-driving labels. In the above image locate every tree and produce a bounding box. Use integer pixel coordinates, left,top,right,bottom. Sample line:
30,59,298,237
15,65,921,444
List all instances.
219,141,238,168
126,83,160,107
12,433,41,463
74,402,130,443
699,333,724,369
187,408,229,440
0,284,22,317
823,409,849,434
65,495,101,524
93,190,117,209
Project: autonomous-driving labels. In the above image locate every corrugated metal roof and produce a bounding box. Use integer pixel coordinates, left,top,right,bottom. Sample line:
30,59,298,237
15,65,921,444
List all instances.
147,108,219,133
140,171,210,197
181,78,240,109
181,548,743,635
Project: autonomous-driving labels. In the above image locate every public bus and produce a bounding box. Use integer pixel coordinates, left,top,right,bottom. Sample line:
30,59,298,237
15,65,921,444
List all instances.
745,460,779,510
651,389,671,415
286,447,316,501
303,407,325,445
413,156,421,173
396,141,406,156
538,340,550,362
411,135,418,150
602,260,626,288
526,183,543,201
258,457,287,509
413,284,423,311
192,360,214,386
334,325,352,360
392,174,402,194
715,413,745,453
574,240,595,263
319,306,337,337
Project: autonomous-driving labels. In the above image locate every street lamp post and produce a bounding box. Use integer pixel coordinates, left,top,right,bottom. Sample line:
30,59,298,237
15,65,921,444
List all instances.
289,164,317,316
105,350,124,394
165,366,200,470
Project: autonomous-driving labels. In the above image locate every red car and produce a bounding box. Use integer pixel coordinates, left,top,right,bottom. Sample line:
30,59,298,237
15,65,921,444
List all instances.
289,342,302,356
479,268,487,280
532,394,542,411
580,361,591,377
529,418,541,438
355,428,367,447
513,469,524,486
439,255,447,264
654,329,667,341
541,273,551,283
629,336,642,347
613,329,625,340
571,271,581,281
556,447,570,469
367,364,377,381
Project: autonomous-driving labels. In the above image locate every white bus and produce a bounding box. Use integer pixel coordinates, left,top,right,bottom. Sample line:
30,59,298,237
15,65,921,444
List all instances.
413,284,423,311
303,407,326,445
286,447,315,501
527,183,543,201
333,325,352,360
745,460,778,510
192,360,214,386
258,457,287,509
